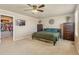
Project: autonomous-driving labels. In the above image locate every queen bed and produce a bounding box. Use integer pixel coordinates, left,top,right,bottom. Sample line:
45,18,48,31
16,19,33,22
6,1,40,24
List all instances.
32,28,60,45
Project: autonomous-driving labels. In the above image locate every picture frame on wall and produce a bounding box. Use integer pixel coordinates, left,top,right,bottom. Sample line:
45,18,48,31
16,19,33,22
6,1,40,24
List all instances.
49,19,54,24
16,19,25,26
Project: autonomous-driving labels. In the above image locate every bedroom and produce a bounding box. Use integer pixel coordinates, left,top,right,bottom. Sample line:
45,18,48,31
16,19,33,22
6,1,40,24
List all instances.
0,4,79,55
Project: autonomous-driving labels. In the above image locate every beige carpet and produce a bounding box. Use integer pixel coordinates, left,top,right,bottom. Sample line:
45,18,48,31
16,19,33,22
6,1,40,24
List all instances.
0,36,78,55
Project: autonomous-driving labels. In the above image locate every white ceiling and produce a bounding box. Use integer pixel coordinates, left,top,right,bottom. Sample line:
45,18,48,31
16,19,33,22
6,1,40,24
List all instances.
0,4,76,19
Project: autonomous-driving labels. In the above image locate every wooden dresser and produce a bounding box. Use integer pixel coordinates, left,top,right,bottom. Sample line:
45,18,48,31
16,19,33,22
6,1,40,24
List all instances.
63,22,74,41
37,24,43,32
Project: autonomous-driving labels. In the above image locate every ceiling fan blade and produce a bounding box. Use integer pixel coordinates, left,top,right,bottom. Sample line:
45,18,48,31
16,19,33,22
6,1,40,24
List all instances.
38,4,45,8
27,4,33,7
37,9,44,12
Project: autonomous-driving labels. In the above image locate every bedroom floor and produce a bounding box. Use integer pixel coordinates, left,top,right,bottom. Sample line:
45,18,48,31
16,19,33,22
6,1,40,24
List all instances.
0,36,78,55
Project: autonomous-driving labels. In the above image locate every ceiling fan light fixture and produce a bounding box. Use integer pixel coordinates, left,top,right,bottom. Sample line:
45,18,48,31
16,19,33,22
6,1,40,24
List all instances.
26,4,45,14
32,10,38,13
32,10,39,14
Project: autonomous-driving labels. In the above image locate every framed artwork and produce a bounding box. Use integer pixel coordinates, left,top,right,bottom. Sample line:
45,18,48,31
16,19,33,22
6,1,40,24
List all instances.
16,19,25,26
49,19,54,24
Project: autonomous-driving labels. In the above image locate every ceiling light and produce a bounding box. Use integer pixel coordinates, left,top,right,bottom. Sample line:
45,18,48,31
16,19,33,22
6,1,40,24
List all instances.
32,10,38,14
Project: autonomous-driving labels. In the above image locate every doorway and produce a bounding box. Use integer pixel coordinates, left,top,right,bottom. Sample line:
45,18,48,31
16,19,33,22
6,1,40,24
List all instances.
1,15,13,44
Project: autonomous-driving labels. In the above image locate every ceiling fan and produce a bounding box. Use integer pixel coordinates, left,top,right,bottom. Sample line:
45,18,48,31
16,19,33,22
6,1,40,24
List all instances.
24,4,45,13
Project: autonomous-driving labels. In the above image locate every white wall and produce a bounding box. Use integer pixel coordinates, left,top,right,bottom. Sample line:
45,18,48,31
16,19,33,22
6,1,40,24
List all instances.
41,13,74,29
75,8,78,37
0,19,1,43
0,9,39,41
74,5,79,53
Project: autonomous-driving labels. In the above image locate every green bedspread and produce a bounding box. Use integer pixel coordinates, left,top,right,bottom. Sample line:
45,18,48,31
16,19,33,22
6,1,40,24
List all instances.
32,31,60,45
